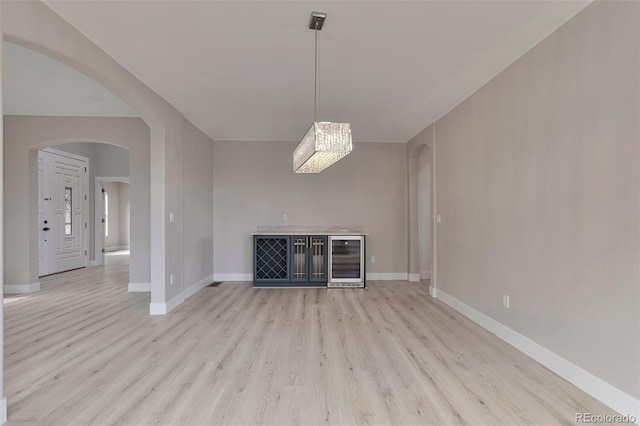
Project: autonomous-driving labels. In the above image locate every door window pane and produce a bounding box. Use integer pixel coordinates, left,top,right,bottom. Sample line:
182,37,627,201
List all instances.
64,187,72,236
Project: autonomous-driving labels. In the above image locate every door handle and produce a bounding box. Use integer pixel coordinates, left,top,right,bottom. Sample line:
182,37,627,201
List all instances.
42,227,50,231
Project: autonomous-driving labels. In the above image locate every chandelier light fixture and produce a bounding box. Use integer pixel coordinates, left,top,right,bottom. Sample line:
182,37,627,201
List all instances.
293,11,352,173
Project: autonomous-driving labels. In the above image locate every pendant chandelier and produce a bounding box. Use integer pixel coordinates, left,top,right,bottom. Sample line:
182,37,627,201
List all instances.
293,11,352,174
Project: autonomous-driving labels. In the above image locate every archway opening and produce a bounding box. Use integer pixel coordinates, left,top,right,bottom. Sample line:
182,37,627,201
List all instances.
417,147,431,284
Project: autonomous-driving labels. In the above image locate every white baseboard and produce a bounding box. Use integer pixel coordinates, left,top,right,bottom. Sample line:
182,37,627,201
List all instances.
436,289,640,421
150,291,184,316
87,260,100,267
421,270,431,279
213,272,423,282
408,273,421,282
149,274,214,315
4,282,40,294
213,273,252,282
366,272,408,281
0,397,6,425
184,274,214,299
128,282,151,292
429,285,437,298
149,302,166,315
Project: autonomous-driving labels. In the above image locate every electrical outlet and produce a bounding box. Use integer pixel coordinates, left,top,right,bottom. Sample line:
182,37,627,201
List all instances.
169,212,175,223
502,294,510,309
370,255,375,264
170,274,174,285
436,214,442,224
283,214,288,221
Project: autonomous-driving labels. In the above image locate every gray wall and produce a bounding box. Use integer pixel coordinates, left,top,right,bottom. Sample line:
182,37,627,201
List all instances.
182,120,214,290
3,116,150,286
55,142,130,257
429,1,639,398
213,141,407,276
119,183,130,247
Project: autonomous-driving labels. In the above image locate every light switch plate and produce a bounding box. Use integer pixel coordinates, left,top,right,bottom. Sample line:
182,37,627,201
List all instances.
169,212,175,223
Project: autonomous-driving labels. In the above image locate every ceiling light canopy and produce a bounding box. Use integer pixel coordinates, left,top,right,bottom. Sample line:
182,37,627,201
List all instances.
293,12,352,174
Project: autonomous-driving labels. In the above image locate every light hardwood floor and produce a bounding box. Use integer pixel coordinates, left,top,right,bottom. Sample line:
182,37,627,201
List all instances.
4,256,615,425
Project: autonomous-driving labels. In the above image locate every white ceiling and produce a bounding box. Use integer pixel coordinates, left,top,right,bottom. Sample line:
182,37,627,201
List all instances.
2,41,138,117
44,1,589,142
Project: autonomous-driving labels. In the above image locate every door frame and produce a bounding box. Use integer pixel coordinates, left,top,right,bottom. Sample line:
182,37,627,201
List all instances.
39,148,90,275
94,176,130,266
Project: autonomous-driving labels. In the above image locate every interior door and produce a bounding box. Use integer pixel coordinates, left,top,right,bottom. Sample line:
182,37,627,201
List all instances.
38,150,88,275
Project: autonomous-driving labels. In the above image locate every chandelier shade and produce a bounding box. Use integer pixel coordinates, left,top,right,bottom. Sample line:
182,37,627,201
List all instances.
293,122,352,173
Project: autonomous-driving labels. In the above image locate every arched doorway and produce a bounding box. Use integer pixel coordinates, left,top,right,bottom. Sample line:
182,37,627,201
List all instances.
407,124,437,296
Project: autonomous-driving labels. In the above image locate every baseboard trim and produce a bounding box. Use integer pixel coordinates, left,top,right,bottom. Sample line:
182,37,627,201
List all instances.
128,282,151,292
213,273,252,282
421,271,431,279
408,273,421,282
0,397,6,425
366,272,408,280
149,274,214,315
150,291,184,316
184,274,214,299
436,289,640,421
87,260,100,267
4,282,40,294
214,272,422,282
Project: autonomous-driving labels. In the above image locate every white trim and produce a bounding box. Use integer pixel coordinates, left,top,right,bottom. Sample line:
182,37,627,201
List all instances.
428,285,437,298
212,272,425,283
87,260,100,267
128,282,151,292
366,272,408,281
408,273,421,282
150,291,184,316
436,289,640,421
420,270,431,279
149,274,214,315
149,302,166,315
213,273,252,282
4,282,40,294
42,147,87,162
184,274,214,299
0,397,6,425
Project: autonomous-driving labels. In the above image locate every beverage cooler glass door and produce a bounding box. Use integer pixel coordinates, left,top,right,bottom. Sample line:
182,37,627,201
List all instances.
329,236,364,283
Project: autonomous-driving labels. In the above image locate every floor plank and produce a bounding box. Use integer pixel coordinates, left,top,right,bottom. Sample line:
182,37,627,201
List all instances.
3,254,616,425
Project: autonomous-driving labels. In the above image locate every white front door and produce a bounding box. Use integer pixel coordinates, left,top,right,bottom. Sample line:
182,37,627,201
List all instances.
38,155,50,277
38,150,89,276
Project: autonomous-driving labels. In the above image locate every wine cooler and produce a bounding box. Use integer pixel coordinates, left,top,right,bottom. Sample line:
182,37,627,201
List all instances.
328,236,365,288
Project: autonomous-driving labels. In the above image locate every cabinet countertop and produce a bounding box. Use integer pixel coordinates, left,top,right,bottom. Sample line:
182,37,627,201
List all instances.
253,226,367,236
